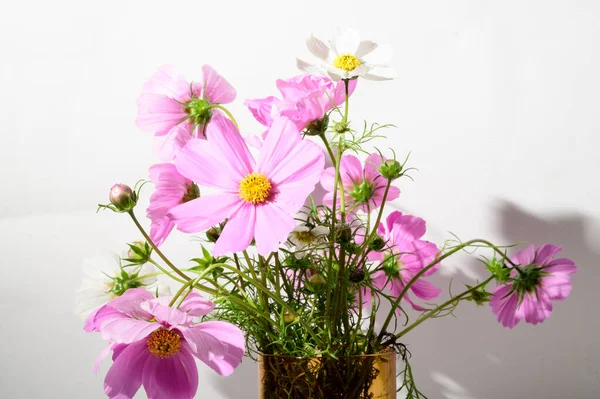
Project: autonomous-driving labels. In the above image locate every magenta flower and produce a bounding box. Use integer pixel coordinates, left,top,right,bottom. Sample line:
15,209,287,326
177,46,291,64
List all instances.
364,211,441,311
136,65,236,161
245,74,357,133
86,288,245,399
490,244,577,328
146,164,200,246
320,153,400,213
168,113,325,256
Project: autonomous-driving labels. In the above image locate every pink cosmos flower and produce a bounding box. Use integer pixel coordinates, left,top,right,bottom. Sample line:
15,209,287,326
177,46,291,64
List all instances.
146,163,200,246
490,244,577,328
168,113,325,256
86,288,245,399
136,64,236,161
320,153,400,213
245,74,357,133
363,211,441,311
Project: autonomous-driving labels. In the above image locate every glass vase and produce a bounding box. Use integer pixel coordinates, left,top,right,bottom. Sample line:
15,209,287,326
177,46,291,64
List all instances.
258,349,396,399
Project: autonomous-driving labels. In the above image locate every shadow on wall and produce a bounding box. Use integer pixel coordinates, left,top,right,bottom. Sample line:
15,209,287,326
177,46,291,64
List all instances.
411,200,600,399
212,200,600,399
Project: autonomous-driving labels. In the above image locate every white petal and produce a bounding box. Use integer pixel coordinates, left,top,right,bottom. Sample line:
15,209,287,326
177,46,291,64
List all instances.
311,226,329,237
363,66,397,81
355,40,378,58
297,58,326,75
306,34,330,60
332,27,361,55
362,44,393,66
293,225,310,233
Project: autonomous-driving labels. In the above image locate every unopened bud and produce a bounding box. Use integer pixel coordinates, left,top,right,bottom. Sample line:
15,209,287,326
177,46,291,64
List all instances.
284,310,296,323
368,235,385,251
308,273,326,287
349,268,365,283
336,224,352,244
127,241,146,260
109,184,137,212
206,221,226,243
379,159,403,180
334,121,348,133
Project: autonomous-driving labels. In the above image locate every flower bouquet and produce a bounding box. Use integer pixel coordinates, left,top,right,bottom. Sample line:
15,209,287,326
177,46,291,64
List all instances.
79,27,577,399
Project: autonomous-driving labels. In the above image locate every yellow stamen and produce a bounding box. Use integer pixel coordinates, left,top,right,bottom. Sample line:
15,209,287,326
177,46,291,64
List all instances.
295,231,315,244
146,328,181,359
333,54,361,72
238,172,272,204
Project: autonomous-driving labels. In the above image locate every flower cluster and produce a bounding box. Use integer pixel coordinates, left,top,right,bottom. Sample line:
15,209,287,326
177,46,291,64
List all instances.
82,27,577,399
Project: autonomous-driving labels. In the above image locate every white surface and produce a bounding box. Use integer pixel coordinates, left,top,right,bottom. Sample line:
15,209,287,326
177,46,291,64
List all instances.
1,0,599,398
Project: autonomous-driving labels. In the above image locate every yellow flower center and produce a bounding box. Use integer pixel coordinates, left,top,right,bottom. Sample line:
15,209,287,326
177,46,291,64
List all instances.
333,54,361,72
238,172,272,204
295,231,315,243
146,328,181,359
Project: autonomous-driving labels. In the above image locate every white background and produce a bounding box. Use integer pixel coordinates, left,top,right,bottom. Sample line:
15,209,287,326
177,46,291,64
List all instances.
1,0,599,398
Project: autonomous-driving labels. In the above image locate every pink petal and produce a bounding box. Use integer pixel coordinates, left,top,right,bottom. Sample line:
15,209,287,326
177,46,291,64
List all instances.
319,167,336,193
518,292,552,325
339,155,364,184
93,344,113,373
385,211,403,235
513,244,535,266
390,214,427,244
256,117,302,178
140,65,191,101
149,217,175,247
141,300,190,327
152,123,196,162
213,203,256,256
142,342,198,399
254,204,296,255
178,292,216,317
245,96,278,127
175,114,254,189
202,65,236,104
540,274,573,301
108,288,155,317
136,94,188,134
544,258,577,274
104,340,149,399
168,194,243,233
534,244,562,266
364,153,383,182
180,321,245,376
409,278,442,301
100,317,160,345
490,285,521,329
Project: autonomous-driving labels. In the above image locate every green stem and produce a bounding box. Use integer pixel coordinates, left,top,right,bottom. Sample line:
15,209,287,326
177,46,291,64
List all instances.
128,211,191,283
377,239,515,341
208,104,239,129
395,277,493,339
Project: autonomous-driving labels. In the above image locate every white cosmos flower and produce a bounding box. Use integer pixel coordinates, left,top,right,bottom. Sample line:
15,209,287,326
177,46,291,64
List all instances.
74,255,170,320
287,225,329,259
297,27,396,82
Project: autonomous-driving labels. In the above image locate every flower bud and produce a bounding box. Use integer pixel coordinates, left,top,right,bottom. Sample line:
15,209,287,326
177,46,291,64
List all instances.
349,268,365,283
206,221,226,243
334,121,348,133
284,310,297,323
308,273,326,287
127,241,146,259
368,235,385,251
109,184,137,212
379,159,403,180
335,224,352,244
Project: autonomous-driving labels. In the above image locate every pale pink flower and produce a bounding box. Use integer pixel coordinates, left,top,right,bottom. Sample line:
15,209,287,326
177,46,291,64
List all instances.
136,65,236,161
245,74,357,133
490,244,577,328
363,211,441,311
146,163,199,246
86,288,244,399
320,153,400,213
168,113,325,256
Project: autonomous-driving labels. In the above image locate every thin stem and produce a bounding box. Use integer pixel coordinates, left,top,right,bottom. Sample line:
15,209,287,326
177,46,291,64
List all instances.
396,277,493,339
208,104,239,129
128,211,191,282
